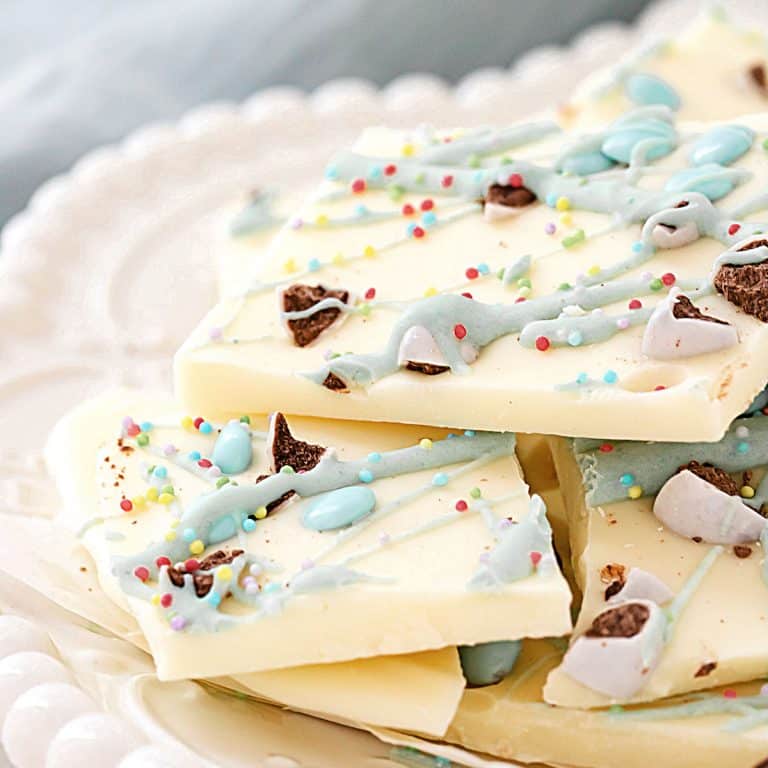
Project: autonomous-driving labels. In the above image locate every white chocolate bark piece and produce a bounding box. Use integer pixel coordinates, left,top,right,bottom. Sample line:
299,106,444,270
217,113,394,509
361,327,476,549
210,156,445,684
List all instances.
177,112,768,441
562,12,768,129
544,417,768,707
46,390,571,681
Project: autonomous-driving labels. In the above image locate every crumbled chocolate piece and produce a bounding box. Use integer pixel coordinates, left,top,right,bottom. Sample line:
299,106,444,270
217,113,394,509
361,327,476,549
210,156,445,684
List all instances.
322,372,349,392
754,757,768,768
671,295,729,325
749,62,767,92
269,412,326,473
599,562,626,584
484,183,537,209
198,549,243,571
405,361,450,376
734,545,753,559
692,536,703,543
604,580,624,601
694,661,717,678
585,603,650,639
680,461,739,496
165,550,244,598
674,200,690,209
166,565,186,588
714,256,768,322
255,473,295,512
281,284,350,347
192,573,214,598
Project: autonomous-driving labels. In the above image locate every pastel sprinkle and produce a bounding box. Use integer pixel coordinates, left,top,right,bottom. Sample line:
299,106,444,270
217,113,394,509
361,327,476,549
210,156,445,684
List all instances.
153,466,168,479
199,422,213,435
567,331,583,346
358,469,374,484
133,566,149,582
432,472,449,487
470,487,482,499
367,452,382,463
741,485,756,499
242,518,256,532
562,229,586,248
628,485,643,500
603,370,618,384
620,473,635,486
189,540,205,555
419,438,433,450
254,506,268,520
170,616,186,631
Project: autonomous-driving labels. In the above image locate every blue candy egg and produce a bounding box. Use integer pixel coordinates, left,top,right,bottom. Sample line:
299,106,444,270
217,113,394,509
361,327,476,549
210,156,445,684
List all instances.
665,163,736,201
625,73,680,110
559,151,615,176
601,119,676,164
302,486,376,532
459,640,522,687
208,514,238,545
689,124,754,167
212,421,253,475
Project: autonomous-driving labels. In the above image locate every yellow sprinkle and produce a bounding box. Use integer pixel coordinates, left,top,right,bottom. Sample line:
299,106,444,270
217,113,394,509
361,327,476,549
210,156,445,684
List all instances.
181,416,194,430
189,539,205,555
741,485,756,499
587,265,601,277
254,506,268,520
151,594,161,606
419,438,433,451
146,487,159,502
518,286,531,298
363,245,376,259
158,492,175,505
559,212,573,227
423,286,438,297
164,531,177,542
171,519,180,528
628,485,643,500
401,143,415,157
314,213,329,226
131,495,146,509
555,196,571,211
283,258,297,273
332,251,345,265
217,566,233,582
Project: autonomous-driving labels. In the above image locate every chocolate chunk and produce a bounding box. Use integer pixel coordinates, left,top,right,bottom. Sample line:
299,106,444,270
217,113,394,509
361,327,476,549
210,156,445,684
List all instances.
680,461,739,496
604,580,624,601
166,565,186,588
749,62,767,92
754,758,768,768
281,284,351,347
599,562,627,584
255,473,295,513
671,295,729,325
734,545,753,559
694,661,717,678
268,412,326,474
405,361,450,376
322,372,349,392
198,549,244,571
192,572,214,598
713,258,768,323
585,603,650,639
484,183,537,209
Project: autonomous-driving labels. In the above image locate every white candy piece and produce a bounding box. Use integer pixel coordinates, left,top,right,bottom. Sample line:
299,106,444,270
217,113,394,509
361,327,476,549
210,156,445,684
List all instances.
397,325,477,369
642,289,737,360
653,470,766,544
117,746,202,768
45,712,142,768
484,201,527,223
2,682,96,768
650,220,699,249
607,568,674,606
0,616,56,661
0,652,73,727
561,600,667,699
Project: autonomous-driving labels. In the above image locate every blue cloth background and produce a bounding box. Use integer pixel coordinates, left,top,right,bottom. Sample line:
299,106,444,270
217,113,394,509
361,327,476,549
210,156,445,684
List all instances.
1,0,650,227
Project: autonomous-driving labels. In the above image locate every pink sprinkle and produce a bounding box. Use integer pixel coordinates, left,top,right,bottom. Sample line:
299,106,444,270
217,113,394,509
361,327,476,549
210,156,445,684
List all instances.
170,616,186,631
616,318,630,330
198,458,213,468
289,217,303,230
530,551,543,567
133,566,149,582
160,593,173,608
162,444,177,456
723,689,738,699
455,500,468,512
208,327,223,341
121,416,135,429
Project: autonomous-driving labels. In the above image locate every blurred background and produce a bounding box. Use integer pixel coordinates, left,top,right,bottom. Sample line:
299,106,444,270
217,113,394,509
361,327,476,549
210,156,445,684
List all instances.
2,0,652,227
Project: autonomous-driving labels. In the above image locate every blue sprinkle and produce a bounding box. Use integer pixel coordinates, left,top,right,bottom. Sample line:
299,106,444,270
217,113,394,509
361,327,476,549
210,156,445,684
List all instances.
207,592,222,607
432,472,449,487
406,222,417,237
264,583,282,594
153,466,168,479
354,204,368,217
368,165,382,180
631,241,644,254
576,372,589,385
308,258,321,272
473,170,485,182
567,330,583,347
464,430,476,437
140,421,153,432
367,452,382,463
545,193,557,208
477,263,490,275
421,211,437,227
737,441,750,454
199,422,213,435
188,450,201,461
603,370,618,384
447,433,455,439
324,165,338,180
620,473,635,486
182,528,196,542
358,469,374,484
242,518,256,533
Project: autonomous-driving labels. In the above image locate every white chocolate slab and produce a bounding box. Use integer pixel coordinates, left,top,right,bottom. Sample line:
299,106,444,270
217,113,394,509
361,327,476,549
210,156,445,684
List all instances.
544,424,768,708
46,390,570,681
563,12,768,129
177,112,768,441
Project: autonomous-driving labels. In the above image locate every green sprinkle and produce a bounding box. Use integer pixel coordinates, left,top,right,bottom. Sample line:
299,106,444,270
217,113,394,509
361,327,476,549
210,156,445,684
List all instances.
470,487,482,499
609,704,625,714
500,156,513,165
239,415,251,424
161,484,174,495
280,465,295,475
562,229,586,249
467,153,481,168
762,138,768,151
517,277,532,289
387,183,406,201
415,172,426,184
558,282,572,291
136,434,149,447
579,177,588,186
358,303,372,317
649,278,663,291
216,477,230,489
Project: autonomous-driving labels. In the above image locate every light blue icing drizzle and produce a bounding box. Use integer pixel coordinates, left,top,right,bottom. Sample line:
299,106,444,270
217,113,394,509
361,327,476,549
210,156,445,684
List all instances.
664,546,722,639
389,746,453,768
290,564,381,594
211,421,253,475
229,190,281,237
625,73,680,111
690,125,754,167
458,640,522,687
664,163,749,202
302,486,376,531
559,150,615,176
501,254,531,286
573,414,768,506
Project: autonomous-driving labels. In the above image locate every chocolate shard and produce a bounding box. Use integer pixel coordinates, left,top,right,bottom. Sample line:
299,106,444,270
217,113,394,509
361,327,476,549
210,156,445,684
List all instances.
604,580,624,601
322,371,349,392
694,661,717,678
585,603,650,639
755,757,768,768
268,412,326,474
671,295,729,325
281,284,351,347
255,473,295,513
166,549,245,598
192,573,214,598
166,565,185,588
484,183,537,209
734,545,753,559
405,361,450,376
749,62,767,92
680,461,739,496
713,249,768,322
198,549,244,571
